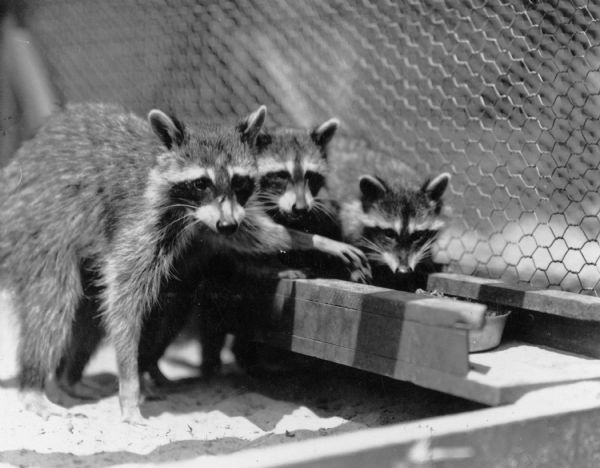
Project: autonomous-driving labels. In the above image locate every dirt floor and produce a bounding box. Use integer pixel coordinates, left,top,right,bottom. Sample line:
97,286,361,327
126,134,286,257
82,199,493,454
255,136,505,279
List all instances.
0,291,481,467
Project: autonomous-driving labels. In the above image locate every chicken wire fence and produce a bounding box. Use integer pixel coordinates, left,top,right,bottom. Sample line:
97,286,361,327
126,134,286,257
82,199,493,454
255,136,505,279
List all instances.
13,0,600,295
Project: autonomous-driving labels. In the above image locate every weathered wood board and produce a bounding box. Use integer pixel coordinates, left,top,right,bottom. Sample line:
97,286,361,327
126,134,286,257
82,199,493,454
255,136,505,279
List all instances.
271,279,487,329
428,272,600,321
467,341,600,404
254,278,600,406
259,279,487,377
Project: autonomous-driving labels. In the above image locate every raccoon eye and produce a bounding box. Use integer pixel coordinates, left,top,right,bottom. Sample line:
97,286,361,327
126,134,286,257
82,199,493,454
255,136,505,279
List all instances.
192,177,211,191
305,171,325,194
232,175,256,206
271,170,291,180
383,228,397,239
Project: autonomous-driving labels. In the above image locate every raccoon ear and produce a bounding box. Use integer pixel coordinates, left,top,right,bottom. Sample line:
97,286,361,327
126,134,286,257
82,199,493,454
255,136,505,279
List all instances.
422,172,451,201
311,118,339,149
238,105,267,144
359,175,388,202
148,110,185,149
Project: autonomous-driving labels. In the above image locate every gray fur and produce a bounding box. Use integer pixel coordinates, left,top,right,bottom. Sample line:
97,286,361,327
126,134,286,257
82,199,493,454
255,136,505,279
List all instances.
339,172,451,281
0,102,267,420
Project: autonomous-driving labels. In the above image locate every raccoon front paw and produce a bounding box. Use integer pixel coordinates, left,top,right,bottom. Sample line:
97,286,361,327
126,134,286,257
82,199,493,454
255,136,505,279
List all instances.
21,390,68,420
350,267,372,284
315,236,370,270
121,406,146,425
339,244,372,278
277,269,308,280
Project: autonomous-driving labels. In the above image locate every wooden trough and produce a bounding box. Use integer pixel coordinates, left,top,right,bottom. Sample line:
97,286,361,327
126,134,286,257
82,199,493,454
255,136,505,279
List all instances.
216,273,600,467
249,275,600,407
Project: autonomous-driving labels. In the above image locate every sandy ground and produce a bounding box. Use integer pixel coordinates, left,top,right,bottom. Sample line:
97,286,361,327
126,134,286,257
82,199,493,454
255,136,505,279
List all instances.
0,291,480,467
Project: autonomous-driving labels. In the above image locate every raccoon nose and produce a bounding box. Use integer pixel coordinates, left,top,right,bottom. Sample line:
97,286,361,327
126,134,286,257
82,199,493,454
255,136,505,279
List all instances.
395,265,412,274
292,203,308,216
216,220,238,235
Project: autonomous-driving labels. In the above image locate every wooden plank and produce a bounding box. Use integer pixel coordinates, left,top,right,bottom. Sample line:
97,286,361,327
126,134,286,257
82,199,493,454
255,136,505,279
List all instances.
262,284,474,376
260,332,501,405
506,310,600,359
428,272,600,321
265,297,470,375
260,322,600,406
467,341,600,404
272,279,487,329
255,278,600,405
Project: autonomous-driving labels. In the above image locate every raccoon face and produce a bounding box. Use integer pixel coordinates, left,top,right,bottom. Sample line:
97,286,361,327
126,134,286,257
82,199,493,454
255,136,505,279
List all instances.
166,168,256,236
256,119,338,223
147,106,264,237
356,173,450,274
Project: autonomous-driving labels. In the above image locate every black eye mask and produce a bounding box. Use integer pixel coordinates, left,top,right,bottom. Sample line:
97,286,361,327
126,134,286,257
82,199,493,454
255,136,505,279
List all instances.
305,170,325,195
168,177,214,206
231,174,256,206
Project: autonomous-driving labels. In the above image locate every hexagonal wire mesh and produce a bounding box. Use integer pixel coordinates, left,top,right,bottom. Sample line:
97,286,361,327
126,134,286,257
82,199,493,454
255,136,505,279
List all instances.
18,0,600,294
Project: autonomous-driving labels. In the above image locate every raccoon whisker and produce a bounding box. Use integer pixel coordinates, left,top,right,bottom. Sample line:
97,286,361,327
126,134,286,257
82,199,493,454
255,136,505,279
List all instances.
356,237,382,253
306,202,329,219
246,202,271,217
256,190,281,202
365,252,386,265
257,189,280,198
312,197,335,210
157,212,195,236
255,202,279,212
256,193,278,201
167,203,198,211
357,243,379,254
180,217,203,240
255,201,279,211
410,237,437,270
310,200,338,223
255,197,278,206
249,195,276,208
360,241,386,260
419,236,437,255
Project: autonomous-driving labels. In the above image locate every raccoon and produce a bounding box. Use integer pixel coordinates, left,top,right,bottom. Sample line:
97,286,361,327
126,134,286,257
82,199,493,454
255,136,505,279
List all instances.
0,102,269,422
339,172,451,290
255,120,340,237
50,112,369,403
196,118,352,378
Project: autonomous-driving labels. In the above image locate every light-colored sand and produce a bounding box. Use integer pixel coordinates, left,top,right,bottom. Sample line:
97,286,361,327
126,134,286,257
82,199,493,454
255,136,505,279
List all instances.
0,291,479,467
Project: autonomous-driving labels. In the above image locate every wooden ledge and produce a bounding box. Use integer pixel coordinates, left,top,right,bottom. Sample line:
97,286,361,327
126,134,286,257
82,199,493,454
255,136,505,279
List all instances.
428,272,600,321
253,278,485,386
253,278,600,406
273,279,487,330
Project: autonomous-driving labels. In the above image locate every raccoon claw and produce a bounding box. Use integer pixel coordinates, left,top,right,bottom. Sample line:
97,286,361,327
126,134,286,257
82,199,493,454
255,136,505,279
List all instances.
277,269,308,280
344,246,369,270
350,268,371,284
332,241,368,269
